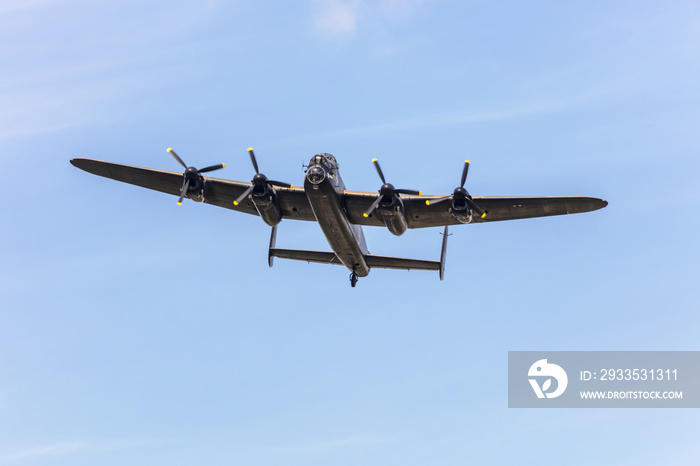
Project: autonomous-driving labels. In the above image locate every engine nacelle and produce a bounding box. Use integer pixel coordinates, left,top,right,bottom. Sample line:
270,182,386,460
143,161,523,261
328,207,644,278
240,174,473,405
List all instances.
376,197,408,236
450,206,474,224
187,177,206,202
250,189,283,226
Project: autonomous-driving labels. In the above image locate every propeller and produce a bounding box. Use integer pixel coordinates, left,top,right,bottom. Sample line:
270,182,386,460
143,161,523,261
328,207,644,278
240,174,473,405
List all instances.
363,158,421,218
167,147,225,205
425,160,486,218
233,148,293,206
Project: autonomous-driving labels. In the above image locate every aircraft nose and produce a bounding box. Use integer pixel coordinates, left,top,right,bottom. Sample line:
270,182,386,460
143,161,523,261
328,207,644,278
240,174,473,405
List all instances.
306,166,326,185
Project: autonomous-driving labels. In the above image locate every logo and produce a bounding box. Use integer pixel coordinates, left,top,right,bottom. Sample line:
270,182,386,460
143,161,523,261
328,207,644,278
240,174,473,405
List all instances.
528,359,568,399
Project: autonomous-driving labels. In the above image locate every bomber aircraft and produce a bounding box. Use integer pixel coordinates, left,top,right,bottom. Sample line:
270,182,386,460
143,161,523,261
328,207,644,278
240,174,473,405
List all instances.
71,149,607,287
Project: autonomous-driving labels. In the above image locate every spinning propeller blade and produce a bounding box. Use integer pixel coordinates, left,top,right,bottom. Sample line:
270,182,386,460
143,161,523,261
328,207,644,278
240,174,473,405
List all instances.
234,148,292,206
425,159,485,218
363,196,383,218
460,160,470,188
364,158,421,217
372,158,386,184
177,178,190,205
198,164,226,173
248,148,260,174
233,185,254,206
167,148,187,169
167,147,225,205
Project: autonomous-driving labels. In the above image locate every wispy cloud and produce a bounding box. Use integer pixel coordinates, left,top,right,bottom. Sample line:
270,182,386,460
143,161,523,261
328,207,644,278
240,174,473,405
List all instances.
0,65,143,145
310,0,429,38
0,437,172,463
0,3,220,147
0,442,84,463
311,0,361,37
277,101,563,146
276,70,656,146
0,0,65,14
272,435,388,454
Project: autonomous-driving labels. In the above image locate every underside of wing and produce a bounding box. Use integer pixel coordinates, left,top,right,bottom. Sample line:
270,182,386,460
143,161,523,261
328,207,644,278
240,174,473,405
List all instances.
71,158,187,196
204,179,316,220
471,196,608,222
405,195,608,227
70,158,316,220
342,190,607,228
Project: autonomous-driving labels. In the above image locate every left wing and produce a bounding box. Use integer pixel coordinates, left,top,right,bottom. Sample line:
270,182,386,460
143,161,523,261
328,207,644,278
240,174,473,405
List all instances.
70,158,317,220
343,192,607,228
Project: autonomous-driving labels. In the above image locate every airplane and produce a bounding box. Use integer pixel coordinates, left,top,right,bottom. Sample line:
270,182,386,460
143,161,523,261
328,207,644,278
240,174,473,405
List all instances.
71,148,607,287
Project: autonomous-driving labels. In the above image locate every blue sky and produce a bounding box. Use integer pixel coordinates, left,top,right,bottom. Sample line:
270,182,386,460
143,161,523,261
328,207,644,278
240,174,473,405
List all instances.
1,1,699,464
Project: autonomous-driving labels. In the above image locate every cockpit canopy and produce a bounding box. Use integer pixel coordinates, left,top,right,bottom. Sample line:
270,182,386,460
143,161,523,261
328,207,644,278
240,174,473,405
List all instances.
310,153,338,170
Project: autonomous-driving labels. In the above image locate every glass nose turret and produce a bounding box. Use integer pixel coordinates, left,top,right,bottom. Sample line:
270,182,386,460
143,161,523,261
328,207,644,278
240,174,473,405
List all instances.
306,165,325,184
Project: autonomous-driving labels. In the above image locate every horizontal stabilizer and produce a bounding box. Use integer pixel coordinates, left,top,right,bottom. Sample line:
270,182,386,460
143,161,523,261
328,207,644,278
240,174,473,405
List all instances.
365,254,440,271
269,248,343,265
269,248,440,272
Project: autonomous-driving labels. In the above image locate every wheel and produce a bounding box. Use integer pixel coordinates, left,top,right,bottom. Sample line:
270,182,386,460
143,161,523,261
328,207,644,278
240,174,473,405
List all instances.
350,272,358,287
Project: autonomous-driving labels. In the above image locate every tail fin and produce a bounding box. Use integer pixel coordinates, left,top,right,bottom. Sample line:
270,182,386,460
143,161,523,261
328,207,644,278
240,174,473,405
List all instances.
439,225,449,280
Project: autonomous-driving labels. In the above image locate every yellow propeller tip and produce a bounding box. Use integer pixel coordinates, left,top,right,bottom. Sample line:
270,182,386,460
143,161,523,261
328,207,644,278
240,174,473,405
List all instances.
290,184,294,189
425,200,430,206
167,147,173,152
233,201,239,206
177,201,182,205
481,213,486,218
222,163,226,168
363,213,369,218
418,191,422,196
248,147,253,152
465,159,470,163
372,158,377,162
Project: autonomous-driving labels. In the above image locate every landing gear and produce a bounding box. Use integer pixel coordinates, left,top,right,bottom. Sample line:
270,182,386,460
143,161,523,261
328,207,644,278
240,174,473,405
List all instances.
349,271,358,288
